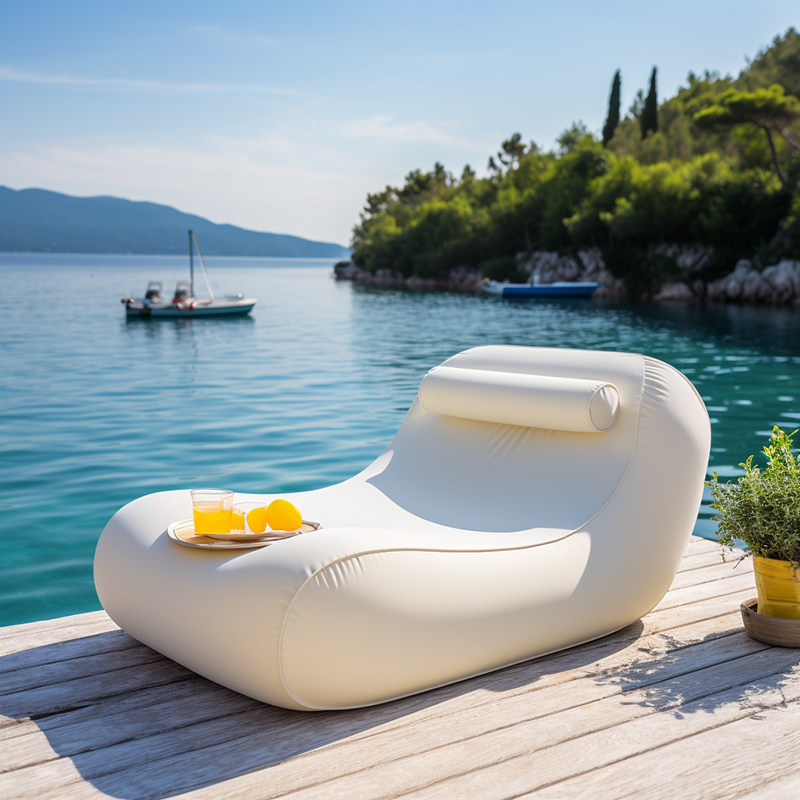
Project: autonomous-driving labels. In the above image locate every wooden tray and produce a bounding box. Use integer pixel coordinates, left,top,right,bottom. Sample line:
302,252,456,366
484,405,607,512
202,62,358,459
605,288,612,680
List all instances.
167,518,321,550
740,598,800,647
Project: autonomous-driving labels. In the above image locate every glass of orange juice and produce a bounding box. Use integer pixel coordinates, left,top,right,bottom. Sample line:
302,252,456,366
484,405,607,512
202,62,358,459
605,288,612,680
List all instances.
190,489,234,535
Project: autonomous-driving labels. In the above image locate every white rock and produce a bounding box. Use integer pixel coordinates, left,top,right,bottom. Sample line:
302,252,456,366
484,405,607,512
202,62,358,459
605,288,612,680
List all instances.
733,259,753,279
741,272,772,303
761,265,779,287
776,259,800,276
596,270,616,287
654,282,695,302
772,273,795,303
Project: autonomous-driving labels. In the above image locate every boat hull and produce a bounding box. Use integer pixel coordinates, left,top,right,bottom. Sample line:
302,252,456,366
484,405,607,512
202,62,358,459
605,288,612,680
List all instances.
483,281,599,298
125,299,256,319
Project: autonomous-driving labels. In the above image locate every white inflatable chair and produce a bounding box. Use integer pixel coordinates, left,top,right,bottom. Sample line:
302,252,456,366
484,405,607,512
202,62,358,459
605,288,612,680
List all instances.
95,346,710,710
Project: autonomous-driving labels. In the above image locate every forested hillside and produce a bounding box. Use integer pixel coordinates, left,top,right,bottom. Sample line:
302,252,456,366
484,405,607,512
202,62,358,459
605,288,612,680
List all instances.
351,29,800,295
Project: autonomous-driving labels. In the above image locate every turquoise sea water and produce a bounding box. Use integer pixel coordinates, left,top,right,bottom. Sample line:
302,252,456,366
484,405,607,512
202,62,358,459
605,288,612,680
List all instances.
1,253,800,628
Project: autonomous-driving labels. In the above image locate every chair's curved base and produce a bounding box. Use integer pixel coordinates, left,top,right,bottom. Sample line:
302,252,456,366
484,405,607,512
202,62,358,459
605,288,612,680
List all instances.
95,491,653,710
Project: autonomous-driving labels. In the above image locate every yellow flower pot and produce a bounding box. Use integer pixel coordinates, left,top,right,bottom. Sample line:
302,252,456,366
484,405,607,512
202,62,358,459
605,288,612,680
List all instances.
753,556,800,620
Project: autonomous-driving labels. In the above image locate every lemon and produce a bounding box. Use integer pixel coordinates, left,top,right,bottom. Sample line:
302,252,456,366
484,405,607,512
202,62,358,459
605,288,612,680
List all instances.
266,499,302,531
246,506,268,534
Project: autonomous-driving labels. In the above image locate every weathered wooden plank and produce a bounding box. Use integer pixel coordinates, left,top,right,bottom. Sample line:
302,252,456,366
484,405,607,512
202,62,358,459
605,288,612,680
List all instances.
0,756,90,800
676,546,743,573
363,664,800,800
117,645,800,800
11,628,794,800
0,613,117,657
0,628,139,676
635,585,753,635
0,678,200,741
682,536,725,555
0,612,108,641
527,691,800,800
2,644,165,696
0,658,193,721
735,771,800,800
667,558,749,590
0,682,262,774
652,571,755,610
0,606,750,776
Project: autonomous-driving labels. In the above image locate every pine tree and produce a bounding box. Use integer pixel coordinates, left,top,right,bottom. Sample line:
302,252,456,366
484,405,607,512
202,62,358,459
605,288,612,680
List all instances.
602,70,621,147
640,67,658,138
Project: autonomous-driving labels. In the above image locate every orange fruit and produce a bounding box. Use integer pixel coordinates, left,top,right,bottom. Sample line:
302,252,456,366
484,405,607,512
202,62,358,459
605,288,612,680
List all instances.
246,506,268,534
266,499,302,531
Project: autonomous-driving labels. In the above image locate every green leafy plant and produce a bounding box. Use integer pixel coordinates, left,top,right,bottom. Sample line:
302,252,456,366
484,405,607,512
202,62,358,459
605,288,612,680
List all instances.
707,426,800,566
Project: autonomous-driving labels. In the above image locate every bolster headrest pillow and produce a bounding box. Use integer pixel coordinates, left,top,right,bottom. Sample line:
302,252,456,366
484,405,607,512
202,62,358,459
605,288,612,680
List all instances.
419,366,620,433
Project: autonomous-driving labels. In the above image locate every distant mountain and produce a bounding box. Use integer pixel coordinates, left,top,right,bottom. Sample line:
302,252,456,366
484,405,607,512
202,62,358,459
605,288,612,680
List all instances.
0,186,350,258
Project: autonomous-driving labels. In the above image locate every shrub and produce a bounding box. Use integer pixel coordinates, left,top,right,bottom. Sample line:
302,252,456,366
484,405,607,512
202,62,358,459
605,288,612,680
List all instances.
707,427,800,566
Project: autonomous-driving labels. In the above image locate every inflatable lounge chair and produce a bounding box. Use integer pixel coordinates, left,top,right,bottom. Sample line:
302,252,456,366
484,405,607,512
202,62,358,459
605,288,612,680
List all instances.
95,346,711,710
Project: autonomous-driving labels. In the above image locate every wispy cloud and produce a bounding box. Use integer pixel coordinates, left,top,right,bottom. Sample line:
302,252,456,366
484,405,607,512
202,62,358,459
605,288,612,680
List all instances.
341,115,489,152
207,134,297,157
189,25,279,47
0,66,301,96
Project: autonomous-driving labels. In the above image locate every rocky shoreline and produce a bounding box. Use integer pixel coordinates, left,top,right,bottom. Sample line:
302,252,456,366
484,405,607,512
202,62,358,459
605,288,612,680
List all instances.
334,247,800,307
334,261,484,293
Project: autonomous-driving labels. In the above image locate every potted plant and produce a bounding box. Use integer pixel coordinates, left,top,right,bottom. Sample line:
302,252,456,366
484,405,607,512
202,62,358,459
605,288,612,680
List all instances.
707,426,800,641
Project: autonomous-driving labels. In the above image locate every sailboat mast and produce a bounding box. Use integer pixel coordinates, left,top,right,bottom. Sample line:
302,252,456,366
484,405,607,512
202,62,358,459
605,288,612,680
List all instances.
191,231,215,301
188,229,194,298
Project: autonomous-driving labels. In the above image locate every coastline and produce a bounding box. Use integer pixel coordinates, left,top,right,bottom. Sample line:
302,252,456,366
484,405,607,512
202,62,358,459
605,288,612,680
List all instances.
335,248,800,307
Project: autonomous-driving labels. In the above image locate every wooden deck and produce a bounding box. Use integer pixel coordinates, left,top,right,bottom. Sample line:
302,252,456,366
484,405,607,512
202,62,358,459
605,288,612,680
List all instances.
2,536,800,800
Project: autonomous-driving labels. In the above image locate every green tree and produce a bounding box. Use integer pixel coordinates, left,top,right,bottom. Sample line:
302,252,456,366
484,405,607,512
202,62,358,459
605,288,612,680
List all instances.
489,133,526,176
641,67,659,138
602,70,622,147
694,84,800,184
498,133,526,170
629,88,645,119
557,121,591,154
742,27,800,97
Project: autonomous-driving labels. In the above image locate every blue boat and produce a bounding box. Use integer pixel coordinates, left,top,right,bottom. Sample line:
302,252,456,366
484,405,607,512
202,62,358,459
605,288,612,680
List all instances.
482,280,600,298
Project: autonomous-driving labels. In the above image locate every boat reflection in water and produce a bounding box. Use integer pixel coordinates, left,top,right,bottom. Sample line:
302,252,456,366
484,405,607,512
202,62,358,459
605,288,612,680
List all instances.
122,230,257,318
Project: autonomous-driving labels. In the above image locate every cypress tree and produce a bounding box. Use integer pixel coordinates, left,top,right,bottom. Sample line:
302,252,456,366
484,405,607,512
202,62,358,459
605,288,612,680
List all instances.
640,67,658,138
602,70,621,147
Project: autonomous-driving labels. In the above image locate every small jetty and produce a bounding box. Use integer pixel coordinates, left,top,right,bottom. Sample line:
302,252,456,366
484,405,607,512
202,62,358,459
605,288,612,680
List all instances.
2,536,799,799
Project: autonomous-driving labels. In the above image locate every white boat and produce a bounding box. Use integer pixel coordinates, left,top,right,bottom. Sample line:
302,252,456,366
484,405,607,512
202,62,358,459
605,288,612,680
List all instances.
122,231,257,318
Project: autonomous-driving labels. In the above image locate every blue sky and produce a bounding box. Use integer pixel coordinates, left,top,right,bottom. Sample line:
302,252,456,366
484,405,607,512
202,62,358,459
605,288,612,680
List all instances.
1,1,798,244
